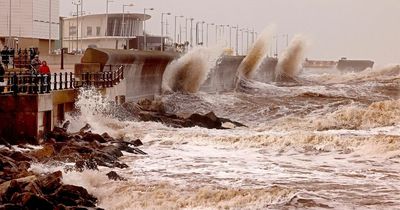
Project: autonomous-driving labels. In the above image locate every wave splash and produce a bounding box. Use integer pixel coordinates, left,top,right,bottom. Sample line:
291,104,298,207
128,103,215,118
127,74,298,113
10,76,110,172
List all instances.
275,34,308,81
237,26,275,80
162,47,223,94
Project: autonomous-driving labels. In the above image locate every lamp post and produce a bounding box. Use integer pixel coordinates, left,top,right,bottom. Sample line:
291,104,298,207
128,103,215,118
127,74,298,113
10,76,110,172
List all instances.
8,0,11,47
195,22,199,45
189,18,194,48
48,0,51,54
215,24,218,45
201,21,205,45
240,29,244,55
174,15,183,44
246,29,250,53
72,0,81,53
143,8,154,51
206,23,214,47
105,0,114,37
228,25,232,49
161,12,171,51
122,4,134,49
185,18,190,43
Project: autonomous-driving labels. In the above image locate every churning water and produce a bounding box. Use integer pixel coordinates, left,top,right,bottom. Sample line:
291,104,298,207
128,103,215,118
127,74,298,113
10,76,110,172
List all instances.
54,62,400,210
43,37,400,210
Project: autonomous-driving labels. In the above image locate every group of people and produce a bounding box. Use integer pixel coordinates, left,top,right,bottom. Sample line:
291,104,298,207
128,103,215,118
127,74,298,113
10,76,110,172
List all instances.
30,55,50,74
1,46,41,69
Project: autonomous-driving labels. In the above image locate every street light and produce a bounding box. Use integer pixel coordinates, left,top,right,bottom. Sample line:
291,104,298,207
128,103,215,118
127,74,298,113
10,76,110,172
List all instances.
174,15,183,44
72,0,81,53
161,12,171,51
122,4,134,49
206,23,214,47
201,21,205,45
143,8,154,51
105,0,114,37
189,18,194,48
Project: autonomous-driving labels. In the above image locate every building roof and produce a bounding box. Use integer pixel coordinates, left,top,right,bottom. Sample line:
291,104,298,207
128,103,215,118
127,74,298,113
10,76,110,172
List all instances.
63,13,151,21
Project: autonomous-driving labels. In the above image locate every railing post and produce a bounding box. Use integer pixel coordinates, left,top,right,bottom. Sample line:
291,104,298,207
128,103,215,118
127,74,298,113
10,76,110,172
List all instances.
86,72,90,86
70,72,73,88
40,74,45,94
59,73,63,90
28,74,33,94
12,73,18,96
121,66,124,80
64,72,68,89
46,74,51,93
33,74,39,94
54,73,57,90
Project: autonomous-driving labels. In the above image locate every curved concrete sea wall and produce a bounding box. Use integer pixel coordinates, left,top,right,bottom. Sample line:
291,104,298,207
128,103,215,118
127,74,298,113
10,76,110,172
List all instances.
80,48,277,101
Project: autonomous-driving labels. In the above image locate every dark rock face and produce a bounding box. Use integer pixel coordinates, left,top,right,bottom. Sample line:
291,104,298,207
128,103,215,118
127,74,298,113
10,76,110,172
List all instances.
123,100,246,129
188,112,222,129
0,126,146,209
106,171,126,181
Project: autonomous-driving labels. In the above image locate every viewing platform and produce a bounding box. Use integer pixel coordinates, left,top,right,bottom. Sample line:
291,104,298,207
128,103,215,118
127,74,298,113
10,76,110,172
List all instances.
0,65,125,144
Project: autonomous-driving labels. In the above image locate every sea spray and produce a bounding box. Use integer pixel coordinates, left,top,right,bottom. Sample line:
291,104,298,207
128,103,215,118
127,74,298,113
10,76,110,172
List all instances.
162,47,223,93
237,26,275,79
275,35,308,81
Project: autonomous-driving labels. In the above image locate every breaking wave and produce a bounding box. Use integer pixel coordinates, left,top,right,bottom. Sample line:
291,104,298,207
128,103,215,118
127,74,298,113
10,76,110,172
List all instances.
237,26,275,79
162,47,223,93
275,35,308,81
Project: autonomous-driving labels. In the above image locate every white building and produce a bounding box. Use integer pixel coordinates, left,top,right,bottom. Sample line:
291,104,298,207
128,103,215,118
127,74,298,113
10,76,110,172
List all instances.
62,13,152,52
0,0,60,54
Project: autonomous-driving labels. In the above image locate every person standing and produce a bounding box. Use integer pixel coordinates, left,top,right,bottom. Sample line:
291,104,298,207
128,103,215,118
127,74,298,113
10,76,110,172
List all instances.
0,63,5,93
31,55,41,73
38,60,50,74
1,46,9,69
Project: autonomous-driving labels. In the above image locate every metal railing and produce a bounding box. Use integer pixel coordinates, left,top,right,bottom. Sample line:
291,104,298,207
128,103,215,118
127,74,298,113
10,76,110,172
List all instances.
0,65,125,95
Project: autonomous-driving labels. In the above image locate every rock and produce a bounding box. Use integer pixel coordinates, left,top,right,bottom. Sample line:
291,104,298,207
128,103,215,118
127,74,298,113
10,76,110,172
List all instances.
9,152,33,162
36,171,63,194
50,185,97,207
220,117,247,128
131,139,143,147
62,121,71,130
47,127,70,142
82,132,107,143
11,192,54,210
101,133,114,142
101,145,123,159
106,171,126,181
0,176,37,198
28,144,55,160
188,112,222,129
79,124,91,134
75,160,98,172
0,204,24,210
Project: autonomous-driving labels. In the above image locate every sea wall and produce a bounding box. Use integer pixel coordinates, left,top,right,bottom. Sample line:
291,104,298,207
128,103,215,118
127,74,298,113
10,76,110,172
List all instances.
80,48,277,101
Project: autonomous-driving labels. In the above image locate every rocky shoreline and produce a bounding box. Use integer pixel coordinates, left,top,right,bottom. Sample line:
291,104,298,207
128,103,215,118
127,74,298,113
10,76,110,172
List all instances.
0,123,146,210
0,100,246,209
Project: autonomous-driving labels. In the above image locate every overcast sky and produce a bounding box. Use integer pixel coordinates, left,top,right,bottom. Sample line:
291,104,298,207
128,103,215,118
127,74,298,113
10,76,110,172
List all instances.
61,0,400,65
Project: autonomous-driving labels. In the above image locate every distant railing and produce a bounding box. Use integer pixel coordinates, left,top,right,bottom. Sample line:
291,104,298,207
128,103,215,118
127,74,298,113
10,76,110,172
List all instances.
0,65,125,95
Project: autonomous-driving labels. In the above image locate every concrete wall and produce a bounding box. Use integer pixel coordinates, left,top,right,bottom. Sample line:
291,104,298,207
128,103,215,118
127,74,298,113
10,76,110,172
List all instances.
81,48,278,102
0,94,52,144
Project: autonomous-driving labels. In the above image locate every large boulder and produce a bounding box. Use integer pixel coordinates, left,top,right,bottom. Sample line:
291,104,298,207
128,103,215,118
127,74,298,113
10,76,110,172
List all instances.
188,112,222,129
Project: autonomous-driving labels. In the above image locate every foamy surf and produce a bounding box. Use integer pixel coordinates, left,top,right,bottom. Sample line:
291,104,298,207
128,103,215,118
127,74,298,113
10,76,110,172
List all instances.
162,47,224,93
46,61,400,210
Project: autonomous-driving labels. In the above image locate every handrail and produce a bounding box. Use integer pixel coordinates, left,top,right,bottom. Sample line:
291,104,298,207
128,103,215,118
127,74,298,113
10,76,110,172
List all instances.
0,64,125,95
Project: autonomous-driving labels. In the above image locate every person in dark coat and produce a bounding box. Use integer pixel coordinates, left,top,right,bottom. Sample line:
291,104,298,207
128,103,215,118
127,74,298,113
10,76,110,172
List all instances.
0,63,5,92
1,46,9,68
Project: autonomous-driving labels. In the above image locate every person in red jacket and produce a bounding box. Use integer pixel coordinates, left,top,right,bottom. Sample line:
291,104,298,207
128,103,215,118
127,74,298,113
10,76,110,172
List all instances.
38,60,50,74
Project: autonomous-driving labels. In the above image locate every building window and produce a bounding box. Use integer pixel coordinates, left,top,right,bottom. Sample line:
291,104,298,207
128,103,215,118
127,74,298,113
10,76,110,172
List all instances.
96,27,101,36
87,26,92,36
69,26,77,36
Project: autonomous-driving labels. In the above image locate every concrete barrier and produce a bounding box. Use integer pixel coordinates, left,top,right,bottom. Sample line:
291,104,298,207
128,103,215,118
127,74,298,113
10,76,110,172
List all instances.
80,48,278,102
